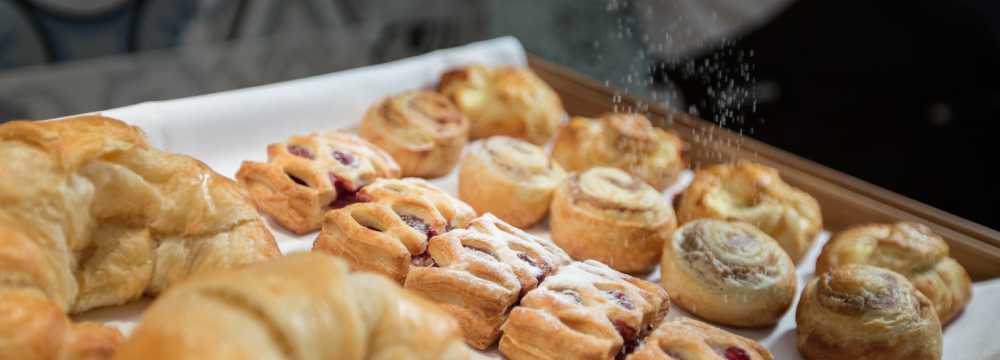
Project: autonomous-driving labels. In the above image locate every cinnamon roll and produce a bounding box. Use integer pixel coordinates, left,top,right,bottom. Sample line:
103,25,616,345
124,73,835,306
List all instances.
437,64,566,145
359,90,469,178
626,318,773,360
458,136,566,228
550,167,676,273
660,219,796,327
676,162,822,263
816,222,972,324
796,264,942,360
550,113,686,190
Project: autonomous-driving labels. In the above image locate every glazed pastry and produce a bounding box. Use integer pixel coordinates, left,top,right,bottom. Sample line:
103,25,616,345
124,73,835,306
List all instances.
359,90,469,178
114,253,471,360
550,113,686,190
313,178,476,283
660,219,796,327
550,167,676,273
796,264,942,360
816,222,972,324
438,64,566,145
404,213,572,349
676,162,822,263
458,136,566,228
236,131,401,234
626,318,773,360
0,116,279,358
499,260,670,360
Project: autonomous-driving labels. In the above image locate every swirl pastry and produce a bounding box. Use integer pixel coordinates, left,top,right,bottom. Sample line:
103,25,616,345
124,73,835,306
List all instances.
816,222,972,324
796,265,942,360
236,131,401,234
550,113,686,190
114,253,471,360
626,318,773,360
312,178,476,283
438,64,566,145
660,219,796,327
676,162,822,263
550,167,676,273
458,136,566,228
404,213,572,349
499,260,670,360
359,90,469,178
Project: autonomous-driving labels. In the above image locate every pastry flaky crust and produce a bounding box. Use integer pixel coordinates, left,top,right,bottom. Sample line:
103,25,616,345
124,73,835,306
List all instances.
796,265,942,360
438,64,566,145
499,260,670,360
816,222,972,324
458,136,567,228
625,318,774,360
313,178,476,283
676,162,822,263
550,167,677,273
660,219,796,327
0,116,279,359
550,113,687,191
404,213,572,349
235,131,400,234
359,90,469,178
114,253,471,360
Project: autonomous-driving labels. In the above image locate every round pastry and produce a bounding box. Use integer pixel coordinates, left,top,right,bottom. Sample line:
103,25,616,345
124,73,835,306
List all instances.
550,167,676,273
660,219,796,327
796,264,942,360
676,162,822,263
626,318,773,360
458,136,566,228
437,64,566,145
550,113,686,190
359,90,469,178
816,222,972,324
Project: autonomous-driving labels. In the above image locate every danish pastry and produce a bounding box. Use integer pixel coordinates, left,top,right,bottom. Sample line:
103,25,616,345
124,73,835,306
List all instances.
236,131,401,234
550,167,676,273
458,136,566,228
626,318,773,360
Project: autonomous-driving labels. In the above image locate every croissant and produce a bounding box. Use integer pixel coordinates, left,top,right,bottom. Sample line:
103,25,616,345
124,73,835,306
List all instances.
0,116,279,359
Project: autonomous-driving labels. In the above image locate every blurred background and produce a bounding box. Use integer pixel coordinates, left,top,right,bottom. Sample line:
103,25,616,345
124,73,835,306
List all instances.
0,0,996,228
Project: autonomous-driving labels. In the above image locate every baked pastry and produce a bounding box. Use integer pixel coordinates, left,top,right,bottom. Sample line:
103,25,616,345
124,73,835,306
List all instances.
796,264,942,360
359,90,469,178
816,222,972,324
313,178,476,283
404,213,572,349
458,136,566,228
550,113,686,191
438,64,566,145
0,116,279,358
626,318,773,360
499,260,670,360
676,162,822,263
550,167,676,273
236,131,401,234
114,252,471,360
660,219,796,327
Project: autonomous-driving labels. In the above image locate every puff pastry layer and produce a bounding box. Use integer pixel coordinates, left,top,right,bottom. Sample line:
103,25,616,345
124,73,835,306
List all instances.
626,318,773,360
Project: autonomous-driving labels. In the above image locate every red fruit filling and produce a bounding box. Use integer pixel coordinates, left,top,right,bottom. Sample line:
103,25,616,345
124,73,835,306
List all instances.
612,320,640,360
331,149,356,166
517,252,550,284
723,347,750,360
605,290,635,310
287,145,314,159
398,214,437,239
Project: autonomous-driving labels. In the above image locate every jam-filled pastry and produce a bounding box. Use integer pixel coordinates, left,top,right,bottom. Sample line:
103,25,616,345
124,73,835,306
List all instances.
796,264,942,360
236,131,401,234
550,113,686,191
625,318,773,360
499,260,670,360
676,162,822,263
359,90,469,178
660,219,796,327
550,167,676,273
816,222,972,324
437,64,566,145
458,136,566,228
312,178,475,283
405,213,571,349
